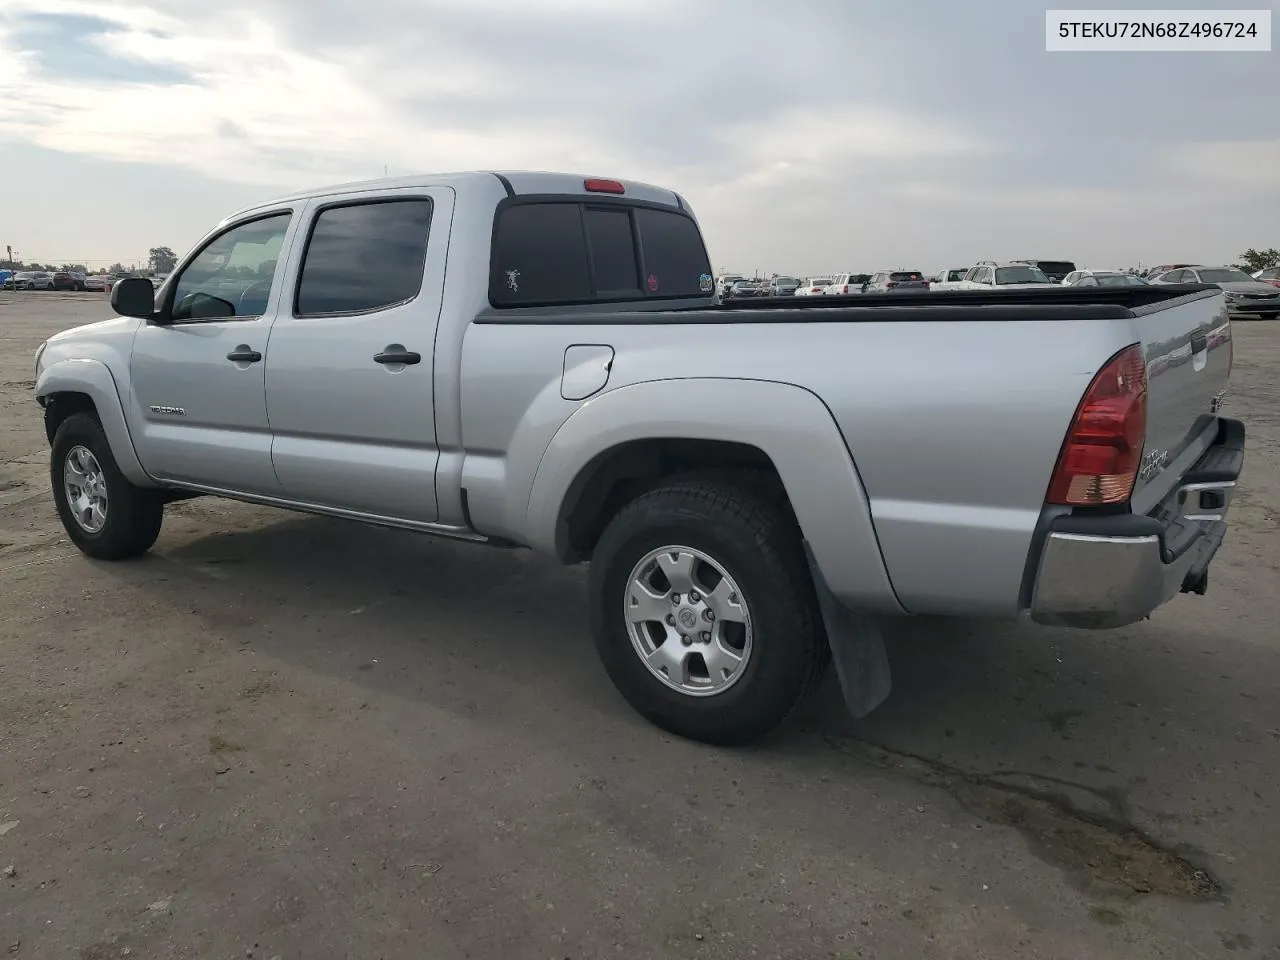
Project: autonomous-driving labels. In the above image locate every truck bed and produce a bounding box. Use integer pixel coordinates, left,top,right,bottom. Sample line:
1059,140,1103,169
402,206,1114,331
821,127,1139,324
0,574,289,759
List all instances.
466,282,1230,618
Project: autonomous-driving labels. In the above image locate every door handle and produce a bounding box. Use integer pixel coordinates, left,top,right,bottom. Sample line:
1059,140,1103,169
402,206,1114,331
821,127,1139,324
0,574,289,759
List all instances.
226,346,262,363
373,346,421,365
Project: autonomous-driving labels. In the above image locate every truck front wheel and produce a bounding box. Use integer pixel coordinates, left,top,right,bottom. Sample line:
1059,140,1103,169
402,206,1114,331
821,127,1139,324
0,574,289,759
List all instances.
51,412,164,560
589,479,826,745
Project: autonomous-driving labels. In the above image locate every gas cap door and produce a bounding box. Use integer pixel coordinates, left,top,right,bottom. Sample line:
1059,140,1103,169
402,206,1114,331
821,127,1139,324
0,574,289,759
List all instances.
561,344,615,401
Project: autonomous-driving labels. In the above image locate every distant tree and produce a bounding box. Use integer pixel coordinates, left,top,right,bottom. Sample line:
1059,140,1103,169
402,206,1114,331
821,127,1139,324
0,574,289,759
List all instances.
1238,248,1280,273
108,262,127,276
60,263,88,273
149,246,178,274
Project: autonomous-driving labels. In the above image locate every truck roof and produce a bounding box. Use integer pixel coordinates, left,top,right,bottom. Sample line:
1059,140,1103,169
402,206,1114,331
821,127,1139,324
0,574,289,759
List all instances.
225,171,687,223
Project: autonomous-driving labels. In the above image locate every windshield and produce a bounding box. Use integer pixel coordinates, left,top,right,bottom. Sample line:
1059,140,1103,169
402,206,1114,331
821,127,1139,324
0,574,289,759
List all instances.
775,277,800,286
946,270,966,282
1196,268,1254,283
995,266,1051,284
806,278,831,286
1033,261,1075,275
1095,274,1143,286
890,272,923,281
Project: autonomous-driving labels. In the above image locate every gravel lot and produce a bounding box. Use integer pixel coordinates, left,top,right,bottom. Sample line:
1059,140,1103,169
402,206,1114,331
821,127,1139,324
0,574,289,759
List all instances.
2,293,1277,960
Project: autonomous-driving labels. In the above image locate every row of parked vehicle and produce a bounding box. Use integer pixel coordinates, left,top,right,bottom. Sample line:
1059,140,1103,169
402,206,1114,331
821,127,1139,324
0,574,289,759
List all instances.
717,260,1280,318
1,269,98,291
1,270,170,293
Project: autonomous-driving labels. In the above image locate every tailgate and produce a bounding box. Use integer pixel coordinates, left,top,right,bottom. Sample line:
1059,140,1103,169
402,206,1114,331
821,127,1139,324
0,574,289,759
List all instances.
1130,288,1231,511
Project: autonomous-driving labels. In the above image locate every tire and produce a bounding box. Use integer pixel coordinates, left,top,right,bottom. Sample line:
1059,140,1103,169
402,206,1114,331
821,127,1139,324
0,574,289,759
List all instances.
51,412,164,560
589,479,826,746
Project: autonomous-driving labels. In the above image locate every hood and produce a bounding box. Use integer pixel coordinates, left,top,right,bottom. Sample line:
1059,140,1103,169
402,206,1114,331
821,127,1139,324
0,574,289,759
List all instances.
47,314,139,345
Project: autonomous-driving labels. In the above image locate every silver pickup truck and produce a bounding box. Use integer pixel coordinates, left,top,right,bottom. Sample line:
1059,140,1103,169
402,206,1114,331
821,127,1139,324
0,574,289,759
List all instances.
34,171,1244,745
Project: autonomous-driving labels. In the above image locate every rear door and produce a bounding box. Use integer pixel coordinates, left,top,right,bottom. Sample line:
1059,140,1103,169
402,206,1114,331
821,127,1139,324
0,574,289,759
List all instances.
265,188,452,523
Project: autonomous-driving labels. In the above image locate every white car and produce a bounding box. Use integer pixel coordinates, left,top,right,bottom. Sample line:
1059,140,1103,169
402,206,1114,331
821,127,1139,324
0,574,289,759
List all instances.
795,277,833,296
954,262,1055,291
822,273,870,295
930,268,970,292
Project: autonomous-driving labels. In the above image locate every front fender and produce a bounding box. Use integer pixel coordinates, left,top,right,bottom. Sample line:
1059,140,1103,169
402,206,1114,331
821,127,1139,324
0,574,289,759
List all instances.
526,378,904,615
36,358,152,486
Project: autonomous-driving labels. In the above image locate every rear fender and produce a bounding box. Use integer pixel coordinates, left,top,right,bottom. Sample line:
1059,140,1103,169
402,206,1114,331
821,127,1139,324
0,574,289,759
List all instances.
37,358,153,487
527,377,904,616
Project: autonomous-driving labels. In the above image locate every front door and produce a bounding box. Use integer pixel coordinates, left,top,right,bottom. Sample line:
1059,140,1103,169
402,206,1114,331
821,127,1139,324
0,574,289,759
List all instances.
127,210,298,494
264,188,452,523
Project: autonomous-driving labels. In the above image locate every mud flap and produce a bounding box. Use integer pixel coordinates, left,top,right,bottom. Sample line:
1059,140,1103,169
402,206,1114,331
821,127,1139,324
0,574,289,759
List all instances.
803,542,891,718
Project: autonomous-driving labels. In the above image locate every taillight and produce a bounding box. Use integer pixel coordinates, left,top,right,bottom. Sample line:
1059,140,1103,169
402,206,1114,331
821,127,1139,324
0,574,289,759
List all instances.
885,281,898,288
840,285,849,293
584,178,625,194
1046,343,1147,506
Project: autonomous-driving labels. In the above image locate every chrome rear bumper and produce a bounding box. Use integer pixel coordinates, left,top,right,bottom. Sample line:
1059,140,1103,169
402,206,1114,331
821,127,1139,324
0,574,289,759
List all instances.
1030,418,1244,629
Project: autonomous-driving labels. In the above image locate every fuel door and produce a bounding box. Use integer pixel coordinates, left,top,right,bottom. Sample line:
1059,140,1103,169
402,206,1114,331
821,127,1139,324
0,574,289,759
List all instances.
561,344,614,401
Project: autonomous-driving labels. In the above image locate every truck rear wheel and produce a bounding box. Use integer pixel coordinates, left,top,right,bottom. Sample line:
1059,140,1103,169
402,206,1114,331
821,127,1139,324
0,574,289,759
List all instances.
51,412,164,560
589,479,826,745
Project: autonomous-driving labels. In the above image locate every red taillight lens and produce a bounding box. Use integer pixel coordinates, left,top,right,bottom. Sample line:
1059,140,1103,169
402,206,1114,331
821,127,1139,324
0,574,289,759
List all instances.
584,178,625,194
1046,343,1147,506
885,281,898,288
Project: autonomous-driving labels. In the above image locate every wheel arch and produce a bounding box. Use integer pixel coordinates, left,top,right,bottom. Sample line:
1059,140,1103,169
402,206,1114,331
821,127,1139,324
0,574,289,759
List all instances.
37,359,153,487
527,377,904,615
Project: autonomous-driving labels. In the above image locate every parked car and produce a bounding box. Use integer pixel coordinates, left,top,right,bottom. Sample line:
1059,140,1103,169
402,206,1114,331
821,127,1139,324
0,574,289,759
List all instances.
1152,265,1280,319
794,277,832,296
715,274,746,297
765,276,802,296
1145,263,1197,279
863,270,929,293
34,170,1243,746
1252,267,1280,288
52,271,87,291
727,280,769,299
929,268,970,291
1062,270,1149,287
955,262,1055,291
1012,260,1076,284
83,276,109,292
4,271,55,290
823,273,871,295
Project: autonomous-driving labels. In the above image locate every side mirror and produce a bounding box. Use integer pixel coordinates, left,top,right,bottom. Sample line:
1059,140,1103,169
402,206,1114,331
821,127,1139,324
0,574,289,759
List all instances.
111,277,156,319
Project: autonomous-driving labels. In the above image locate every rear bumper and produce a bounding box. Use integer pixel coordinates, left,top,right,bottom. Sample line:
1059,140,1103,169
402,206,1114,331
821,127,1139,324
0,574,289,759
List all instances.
1029,418,1245,629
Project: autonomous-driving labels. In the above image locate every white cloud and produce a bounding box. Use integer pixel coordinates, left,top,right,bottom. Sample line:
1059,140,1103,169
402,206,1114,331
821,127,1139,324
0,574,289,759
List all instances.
1,0,1276,267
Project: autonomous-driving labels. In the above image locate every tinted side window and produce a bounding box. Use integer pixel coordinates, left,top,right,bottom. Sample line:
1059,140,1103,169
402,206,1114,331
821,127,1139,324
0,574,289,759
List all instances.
634,208,712,297
171,213,291,322
491,203,592,305
584,207,640,294
296,199,433,316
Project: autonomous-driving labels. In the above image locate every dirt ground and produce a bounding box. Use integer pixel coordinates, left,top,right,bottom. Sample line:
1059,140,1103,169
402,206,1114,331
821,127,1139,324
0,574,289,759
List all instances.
1,292,1277,960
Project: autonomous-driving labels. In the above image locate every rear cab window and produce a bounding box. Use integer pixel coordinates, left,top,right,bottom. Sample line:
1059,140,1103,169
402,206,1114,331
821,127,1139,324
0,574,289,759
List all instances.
489,199,712,307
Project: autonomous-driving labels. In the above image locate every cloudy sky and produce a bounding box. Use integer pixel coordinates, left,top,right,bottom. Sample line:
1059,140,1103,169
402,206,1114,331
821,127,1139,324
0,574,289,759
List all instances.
1,0,1277,275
